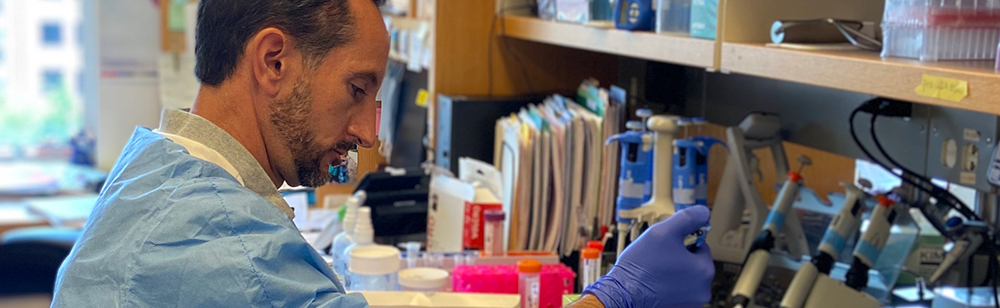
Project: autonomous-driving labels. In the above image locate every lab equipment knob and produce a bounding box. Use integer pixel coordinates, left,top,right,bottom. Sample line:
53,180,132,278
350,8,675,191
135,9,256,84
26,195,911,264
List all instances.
637,109,653,130
796,155,813,175
626,121,644,131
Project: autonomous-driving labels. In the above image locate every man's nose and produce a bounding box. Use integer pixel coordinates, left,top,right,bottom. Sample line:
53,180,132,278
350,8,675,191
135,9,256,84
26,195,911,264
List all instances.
348,101,378,149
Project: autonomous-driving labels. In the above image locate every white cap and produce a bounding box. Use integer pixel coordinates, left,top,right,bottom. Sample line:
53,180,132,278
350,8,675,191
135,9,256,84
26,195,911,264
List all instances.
354,207,374,244
398,267,449,290
349,245,401,275
404,242,420,256
342,195,363,235
352,190,368,204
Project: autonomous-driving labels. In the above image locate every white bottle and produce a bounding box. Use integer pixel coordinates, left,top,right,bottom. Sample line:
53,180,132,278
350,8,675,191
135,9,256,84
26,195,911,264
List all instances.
343,206,376,287
332,191,365,279
344,207,375,262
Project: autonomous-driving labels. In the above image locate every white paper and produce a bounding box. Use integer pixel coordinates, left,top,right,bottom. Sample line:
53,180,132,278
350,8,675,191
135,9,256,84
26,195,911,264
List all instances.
498,118,521,251
283,192,309,229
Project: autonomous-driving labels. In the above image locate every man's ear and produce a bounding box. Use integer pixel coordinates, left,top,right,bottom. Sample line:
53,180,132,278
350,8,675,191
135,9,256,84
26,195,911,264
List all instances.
247,28,298,98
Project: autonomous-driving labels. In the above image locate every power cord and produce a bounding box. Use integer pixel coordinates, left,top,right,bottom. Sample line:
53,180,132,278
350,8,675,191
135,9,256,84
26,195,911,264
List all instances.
869,111,980,221
851,98,999,306
849,99,979,221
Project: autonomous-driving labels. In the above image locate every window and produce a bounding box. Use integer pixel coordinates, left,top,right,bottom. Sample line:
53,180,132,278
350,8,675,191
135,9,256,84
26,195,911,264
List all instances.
0,0,87,156
42,70,62,93
42,22,62,46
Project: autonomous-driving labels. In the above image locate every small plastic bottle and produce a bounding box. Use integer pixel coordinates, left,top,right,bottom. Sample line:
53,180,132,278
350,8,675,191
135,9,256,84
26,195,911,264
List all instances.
518,259,542,308
331,193,363,282
581,248,601,289
585,240,604,276
404,242,421,268
483,209,506,257
342,207,375,277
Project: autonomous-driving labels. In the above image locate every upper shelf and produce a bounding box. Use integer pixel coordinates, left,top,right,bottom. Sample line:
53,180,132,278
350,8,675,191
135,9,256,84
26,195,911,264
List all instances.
498,16,1000,115
720,43,1000,115
500,15,717,69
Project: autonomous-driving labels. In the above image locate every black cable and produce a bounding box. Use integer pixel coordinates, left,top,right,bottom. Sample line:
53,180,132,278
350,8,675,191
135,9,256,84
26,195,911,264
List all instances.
849,106,979,225
855,101,999,306
869,111,980,220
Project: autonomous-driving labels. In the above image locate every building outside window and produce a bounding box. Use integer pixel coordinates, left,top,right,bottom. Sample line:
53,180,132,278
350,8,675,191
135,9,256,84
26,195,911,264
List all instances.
41,21,61,46
0,0,85,158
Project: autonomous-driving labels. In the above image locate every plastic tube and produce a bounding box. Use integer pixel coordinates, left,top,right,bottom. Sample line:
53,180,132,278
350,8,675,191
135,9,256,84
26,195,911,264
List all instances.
518,259,542,308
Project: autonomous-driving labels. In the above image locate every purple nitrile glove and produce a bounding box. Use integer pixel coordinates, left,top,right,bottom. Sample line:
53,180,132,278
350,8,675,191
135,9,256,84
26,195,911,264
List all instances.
584,207,715,308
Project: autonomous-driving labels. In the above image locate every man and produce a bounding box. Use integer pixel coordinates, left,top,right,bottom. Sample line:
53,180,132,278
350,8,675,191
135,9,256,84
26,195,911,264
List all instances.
52,0,714,307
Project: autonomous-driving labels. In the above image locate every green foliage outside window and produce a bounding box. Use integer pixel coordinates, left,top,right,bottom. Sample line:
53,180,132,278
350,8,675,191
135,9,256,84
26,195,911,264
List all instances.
0,83,83,150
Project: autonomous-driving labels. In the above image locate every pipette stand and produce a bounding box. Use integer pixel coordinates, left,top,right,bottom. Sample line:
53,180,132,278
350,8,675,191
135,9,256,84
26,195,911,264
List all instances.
618,115,679,227
707,113,810,264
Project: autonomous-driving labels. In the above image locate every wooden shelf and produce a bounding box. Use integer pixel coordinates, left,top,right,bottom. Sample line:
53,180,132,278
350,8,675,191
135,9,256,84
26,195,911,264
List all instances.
500,15,717,69
720,43,1000,115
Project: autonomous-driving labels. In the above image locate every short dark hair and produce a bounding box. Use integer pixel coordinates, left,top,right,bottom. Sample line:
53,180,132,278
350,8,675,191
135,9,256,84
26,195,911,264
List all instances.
195,0,384,86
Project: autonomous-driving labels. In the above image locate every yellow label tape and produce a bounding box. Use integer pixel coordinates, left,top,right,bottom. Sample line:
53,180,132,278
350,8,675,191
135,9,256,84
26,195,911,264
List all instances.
415,89,429,107
915,74,968,103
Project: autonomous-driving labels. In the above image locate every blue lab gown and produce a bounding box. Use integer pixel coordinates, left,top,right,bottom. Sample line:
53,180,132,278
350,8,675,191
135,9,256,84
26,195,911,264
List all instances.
51,127,368,307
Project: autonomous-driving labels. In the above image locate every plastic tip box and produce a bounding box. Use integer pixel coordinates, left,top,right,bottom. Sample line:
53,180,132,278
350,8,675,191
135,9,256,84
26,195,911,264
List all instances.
882,0,1000,61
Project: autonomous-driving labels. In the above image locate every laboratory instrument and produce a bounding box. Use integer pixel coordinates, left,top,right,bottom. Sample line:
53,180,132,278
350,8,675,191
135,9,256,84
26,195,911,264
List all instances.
518,259,542,308
691,117,715,206
617,115,679,230
347,245,401,291
674,118,697,211
729,155,809,308
780,195,900,308
354,169,430,244
607,111,654,257
780,183,867,308
580,248,601,290
483,209,505,257
707,113,810,264
613,0,655,31
398,267,450,292
674,118,723,211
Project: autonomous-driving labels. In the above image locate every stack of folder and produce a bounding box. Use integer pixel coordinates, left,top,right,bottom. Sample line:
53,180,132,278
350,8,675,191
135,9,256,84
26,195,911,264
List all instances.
494,81,624,256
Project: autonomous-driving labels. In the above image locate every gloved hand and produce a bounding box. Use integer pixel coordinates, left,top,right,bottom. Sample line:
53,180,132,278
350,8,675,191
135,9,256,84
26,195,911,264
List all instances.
583,207,714,308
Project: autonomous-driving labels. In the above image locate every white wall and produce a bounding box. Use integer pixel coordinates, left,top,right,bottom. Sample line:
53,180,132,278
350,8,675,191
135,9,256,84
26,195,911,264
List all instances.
95,0,162,170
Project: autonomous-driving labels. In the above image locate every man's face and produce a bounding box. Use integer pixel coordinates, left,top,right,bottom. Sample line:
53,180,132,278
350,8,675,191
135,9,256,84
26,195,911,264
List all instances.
268,0,388,187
